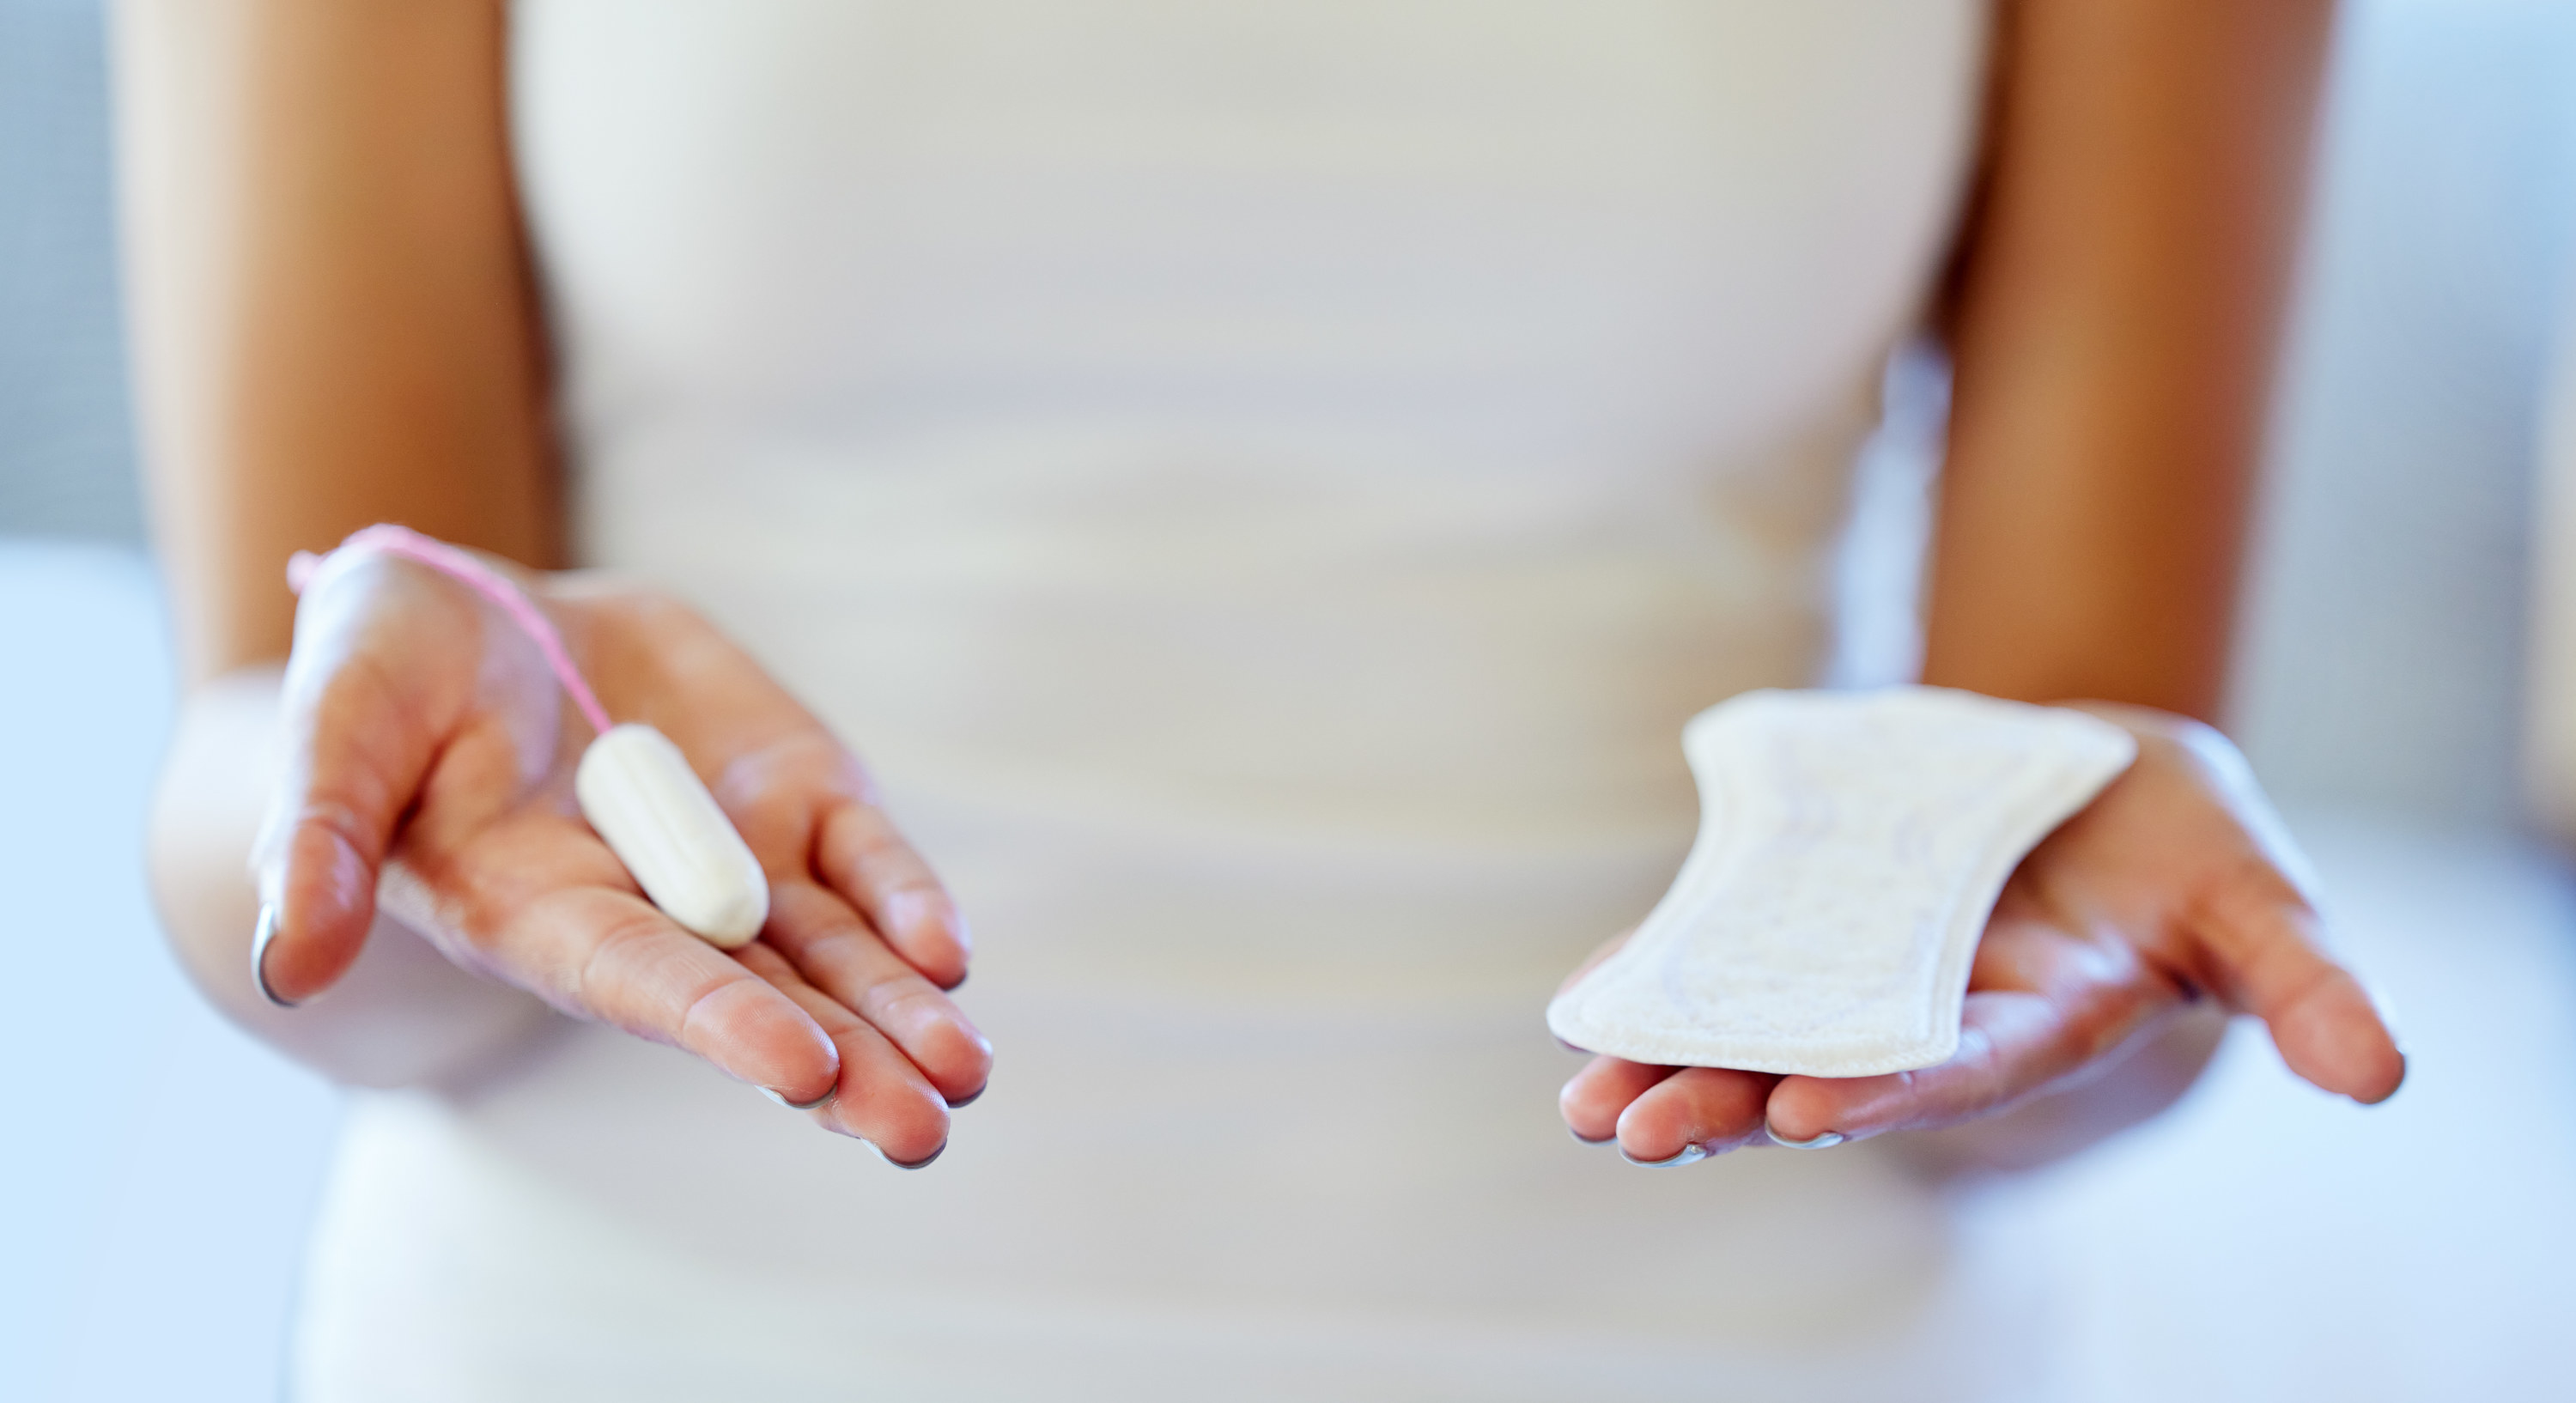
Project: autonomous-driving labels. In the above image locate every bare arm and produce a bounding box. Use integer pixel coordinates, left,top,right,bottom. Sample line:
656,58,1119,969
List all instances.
1925,0,2333,720
120,3,985,1143
1914,0,2335,1171
119,0,560,683
1564,0,2399,1175
120,0,563,1082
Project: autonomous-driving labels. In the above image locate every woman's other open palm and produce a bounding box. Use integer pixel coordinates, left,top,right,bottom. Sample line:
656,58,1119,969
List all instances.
253,549,987,1166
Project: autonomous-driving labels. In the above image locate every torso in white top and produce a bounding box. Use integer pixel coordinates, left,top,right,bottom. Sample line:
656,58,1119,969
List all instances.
291,3,2030,1398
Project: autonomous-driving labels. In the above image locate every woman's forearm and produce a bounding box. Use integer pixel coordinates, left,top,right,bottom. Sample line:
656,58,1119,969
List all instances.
1909,1,2336,1169
112,0,562,685
118,1,568,1081
1923,0,2335,720
149,666,556,1086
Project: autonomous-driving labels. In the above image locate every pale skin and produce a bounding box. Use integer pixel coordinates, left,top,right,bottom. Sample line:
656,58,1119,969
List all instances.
121,0,2402,1176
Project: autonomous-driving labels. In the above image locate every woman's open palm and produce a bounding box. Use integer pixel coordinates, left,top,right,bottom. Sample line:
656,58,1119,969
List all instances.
1558,704,2406,1164
252,548,987,1166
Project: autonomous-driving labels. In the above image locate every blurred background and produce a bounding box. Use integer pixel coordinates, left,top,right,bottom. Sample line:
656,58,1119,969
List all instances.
5,0,2574,1398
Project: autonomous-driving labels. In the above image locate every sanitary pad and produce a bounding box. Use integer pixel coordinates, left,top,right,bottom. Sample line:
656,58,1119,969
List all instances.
1547,687,2137,1078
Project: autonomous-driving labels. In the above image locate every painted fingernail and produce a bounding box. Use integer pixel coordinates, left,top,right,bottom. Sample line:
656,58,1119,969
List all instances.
872,1141,945,1171
1765,1124,1845,1150
762,1084,837,1112
1569,1127,1613,1146
1619,1143,1709,1169
945,1084,986,1109
252,904,298,1009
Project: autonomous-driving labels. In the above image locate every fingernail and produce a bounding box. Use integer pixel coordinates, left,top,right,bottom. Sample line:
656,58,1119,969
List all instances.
1619,1143,1709,1169
871,1140,945,1171
1765,1124,1845,1150
1569,1127,1613,1146
2360,1051,2408,1106
761,1084,836,1112
252,904,298,1009
943,969,969,993
945,1084,986,1109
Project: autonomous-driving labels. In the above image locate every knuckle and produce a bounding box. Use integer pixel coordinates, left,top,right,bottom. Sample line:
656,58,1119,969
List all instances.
313,651,408,743
674,973,762,1054
820,811,939,896
293,794,374,853
571,902,677,1012
2224,848,2309,912
810,761,883,811
887,879,952,920
311,653,386,721
579,583,718,668
2188,852,2316,951
592,580,693,629
2267,957,2344,1021
2066,987,2147,1064
728,938,796,987
1954,1034,2011,1115
861,975,948,1027
838,809,908,863
714,735,855,815
795,920,871,962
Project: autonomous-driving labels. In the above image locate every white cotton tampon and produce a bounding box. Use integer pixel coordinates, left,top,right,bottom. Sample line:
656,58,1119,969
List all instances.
1546,687,2137,1078
575,723,770,949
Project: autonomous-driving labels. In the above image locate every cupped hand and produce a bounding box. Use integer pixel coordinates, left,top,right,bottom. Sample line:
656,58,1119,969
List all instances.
1558,703,2404,1165
251,548,987,1164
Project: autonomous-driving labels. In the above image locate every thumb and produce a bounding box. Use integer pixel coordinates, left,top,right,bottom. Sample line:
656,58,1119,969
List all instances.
251,556,471,1005
2188,859,2407,1105
2161,720,2407,1105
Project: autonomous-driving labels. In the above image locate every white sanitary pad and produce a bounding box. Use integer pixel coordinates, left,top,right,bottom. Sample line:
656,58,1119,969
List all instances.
1547,687,2137,1078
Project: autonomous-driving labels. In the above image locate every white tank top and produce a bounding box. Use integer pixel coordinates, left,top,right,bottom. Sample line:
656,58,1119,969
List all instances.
293,4,2022,1398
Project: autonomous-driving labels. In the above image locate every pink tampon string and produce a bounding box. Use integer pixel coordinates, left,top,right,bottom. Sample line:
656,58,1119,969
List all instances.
287,523,616,737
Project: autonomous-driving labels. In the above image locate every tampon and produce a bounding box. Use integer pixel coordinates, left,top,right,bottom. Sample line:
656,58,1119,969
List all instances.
575,723,770,949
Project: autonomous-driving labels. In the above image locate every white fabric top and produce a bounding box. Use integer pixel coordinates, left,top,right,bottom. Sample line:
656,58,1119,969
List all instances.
294,3,2013,1397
